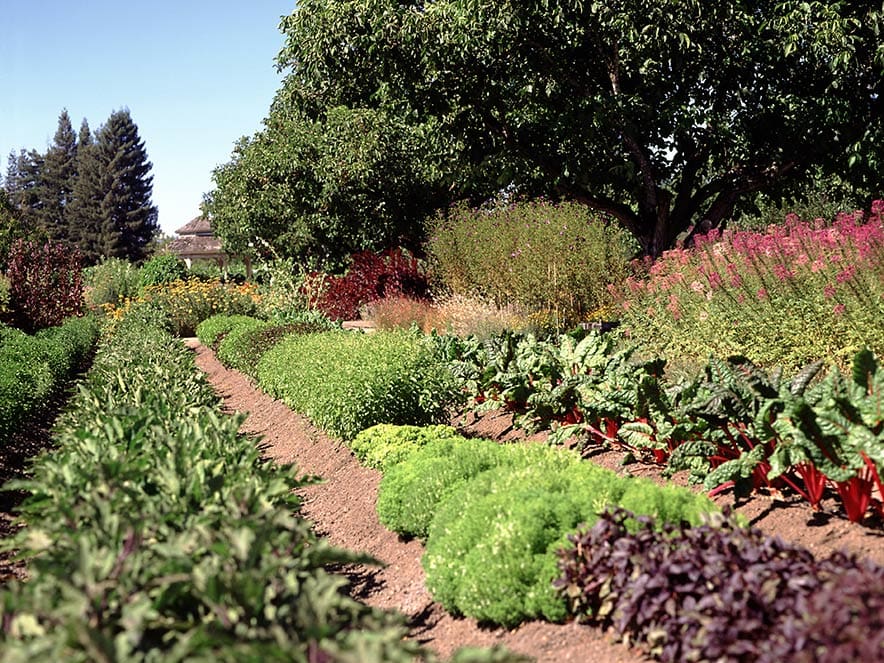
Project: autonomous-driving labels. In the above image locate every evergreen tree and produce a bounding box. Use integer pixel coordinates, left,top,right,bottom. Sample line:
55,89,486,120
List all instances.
5,149,46,233
38,109,78,242
67,135,105,264
97,109,158,262
68,110,158,264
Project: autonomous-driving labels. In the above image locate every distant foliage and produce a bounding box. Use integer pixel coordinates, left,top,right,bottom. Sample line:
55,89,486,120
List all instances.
427,201,637,329
306,248,429,321
83,257,140,309
138,254,187,290
6,238,83,332
138,279,260,337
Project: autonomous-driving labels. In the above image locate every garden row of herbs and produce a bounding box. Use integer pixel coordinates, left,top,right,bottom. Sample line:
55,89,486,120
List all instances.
0,309,521,662
197,312,883,662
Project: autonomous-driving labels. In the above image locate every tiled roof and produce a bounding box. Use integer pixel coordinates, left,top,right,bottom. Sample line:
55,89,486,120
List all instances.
166,234,223,257
175,215,213,236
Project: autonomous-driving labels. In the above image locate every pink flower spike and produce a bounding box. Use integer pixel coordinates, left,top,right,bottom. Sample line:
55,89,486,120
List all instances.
824,284,836,299
833,303,846,316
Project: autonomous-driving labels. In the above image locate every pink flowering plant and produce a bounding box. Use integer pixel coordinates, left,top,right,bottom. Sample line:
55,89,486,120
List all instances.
615,201,884,371
427,200,637,330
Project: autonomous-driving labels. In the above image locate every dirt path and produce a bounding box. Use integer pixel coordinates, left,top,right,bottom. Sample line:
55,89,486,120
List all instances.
187,340,642,663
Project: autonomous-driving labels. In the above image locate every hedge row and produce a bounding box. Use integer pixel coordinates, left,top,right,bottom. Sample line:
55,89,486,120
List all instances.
257,329,461,440
355,424,719,627
0,307,427,662
0,315,99,445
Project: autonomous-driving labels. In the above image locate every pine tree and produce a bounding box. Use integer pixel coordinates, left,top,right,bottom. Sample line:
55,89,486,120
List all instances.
38,109,78,242
96,109,158,263
68,110,158,264
5,149,46,234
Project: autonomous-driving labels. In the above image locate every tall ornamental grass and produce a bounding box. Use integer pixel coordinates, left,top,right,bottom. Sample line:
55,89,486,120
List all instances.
427,200,637,330
616,201,884,371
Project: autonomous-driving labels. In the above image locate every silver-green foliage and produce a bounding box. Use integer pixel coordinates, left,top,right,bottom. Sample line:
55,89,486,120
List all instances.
257,329,460,440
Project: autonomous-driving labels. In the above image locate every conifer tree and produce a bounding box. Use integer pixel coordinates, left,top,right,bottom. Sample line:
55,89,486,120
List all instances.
68,110,158,264
4,149,46,233
38,109,78,242
96,109,158,262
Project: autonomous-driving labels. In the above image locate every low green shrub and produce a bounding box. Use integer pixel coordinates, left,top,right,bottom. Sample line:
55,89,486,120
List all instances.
377,439,566,540
257,330,460,440
196,313,262,348
422,457,717,627
0,315,99,444
219,319,339,379
350,423,464,471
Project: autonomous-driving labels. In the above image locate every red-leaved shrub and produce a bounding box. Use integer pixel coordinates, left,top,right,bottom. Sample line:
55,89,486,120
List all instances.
7,239,84,331
305,248,428,321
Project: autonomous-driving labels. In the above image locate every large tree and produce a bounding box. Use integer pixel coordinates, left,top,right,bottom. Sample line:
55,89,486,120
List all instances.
68,109,158,264
4,149,46,233
38,109,78,242
210,0,882,258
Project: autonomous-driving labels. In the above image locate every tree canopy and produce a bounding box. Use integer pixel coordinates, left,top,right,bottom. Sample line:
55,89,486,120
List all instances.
207,0,882,260
3,109,158,265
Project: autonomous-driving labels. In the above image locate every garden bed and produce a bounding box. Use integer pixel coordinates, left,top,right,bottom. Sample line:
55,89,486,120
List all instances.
187,340,883,661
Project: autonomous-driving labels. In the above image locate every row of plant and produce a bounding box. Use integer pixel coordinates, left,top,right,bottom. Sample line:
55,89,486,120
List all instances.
616,201,884,371
556,508,884,662
0,305,441,662
0,315,99,445
447,330,884,523
198,314,461,441
344,424,719,627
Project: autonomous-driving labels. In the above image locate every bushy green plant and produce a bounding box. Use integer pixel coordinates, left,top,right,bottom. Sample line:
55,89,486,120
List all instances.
0,315,99,444
137,253,187,290
257,330,460,440
82,257,140,309
196,313,264,349
350,423,464,471
377,438,566,540
427,200,637,330
217,318,341,379
0,273,10,321
423,457,717,627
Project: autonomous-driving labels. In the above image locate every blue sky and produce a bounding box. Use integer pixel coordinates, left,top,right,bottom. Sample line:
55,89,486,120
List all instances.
1,1,294,236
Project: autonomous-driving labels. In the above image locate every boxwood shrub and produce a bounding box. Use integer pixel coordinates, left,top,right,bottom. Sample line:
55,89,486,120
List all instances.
257,330,460,440
422,457,717,627
219,319,340,379
196,313,263,349
350,423,465,471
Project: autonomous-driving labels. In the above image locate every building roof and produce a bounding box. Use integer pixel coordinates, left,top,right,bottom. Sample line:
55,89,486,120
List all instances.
175,215,213,236
165,234,223,257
